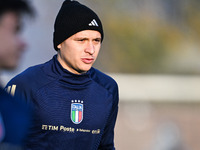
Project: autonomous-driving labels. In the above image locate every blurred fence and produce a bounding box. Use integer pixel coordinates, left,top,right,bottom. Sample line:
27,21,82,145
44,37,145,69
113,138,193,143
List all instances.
108,74,200,150
109,73,200,102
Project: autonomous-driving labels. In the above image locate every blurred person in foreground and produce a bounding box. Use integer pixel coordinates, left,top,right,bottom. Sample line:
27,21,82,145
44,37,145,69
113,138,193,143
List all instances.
0,0,34,149
6,0,119,149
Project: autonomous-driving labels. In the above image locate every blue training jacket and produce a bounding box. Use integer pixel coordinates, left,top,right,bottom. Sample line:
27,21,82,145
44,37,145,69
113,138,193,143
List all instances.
6,55,119,150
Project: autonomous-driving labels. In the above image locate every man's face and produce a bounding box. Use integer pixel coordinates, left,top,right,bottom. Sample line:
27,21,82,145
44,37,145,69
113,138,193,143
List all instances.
0,12,26,70
57,30,101,74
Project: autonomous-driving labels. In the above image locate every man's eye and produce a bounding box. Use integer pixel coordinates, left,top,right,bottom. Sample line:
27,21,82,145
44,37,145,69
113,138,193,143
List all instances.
94,39,101,43
78,39,85,42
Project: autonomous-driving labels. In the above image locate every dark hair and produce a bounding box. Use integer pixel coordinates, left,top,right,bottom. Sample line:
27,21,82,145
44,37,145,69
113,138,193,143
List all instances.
0,0,34,18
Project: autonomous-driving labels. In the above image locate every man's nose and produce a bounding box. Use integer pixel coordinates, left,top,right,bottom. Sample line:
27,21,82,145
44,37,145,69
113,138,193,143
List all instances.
85,41,95,54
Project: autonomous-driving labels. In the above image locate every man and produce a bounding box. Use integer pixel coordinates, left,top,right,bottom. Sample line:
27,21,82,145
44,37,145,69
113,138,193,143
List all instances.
6,0,119,150
0,0,34,148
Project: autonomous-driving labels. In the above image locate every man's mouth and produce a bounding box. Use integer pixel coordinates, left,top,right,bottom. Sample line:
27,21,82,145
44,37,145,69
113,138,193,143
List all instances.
81,58,94,64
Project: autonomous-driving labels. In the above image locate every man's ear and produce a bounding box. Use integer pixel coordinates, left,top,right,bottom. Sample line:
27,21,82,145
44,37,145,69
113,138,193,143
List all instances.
57,44,61,49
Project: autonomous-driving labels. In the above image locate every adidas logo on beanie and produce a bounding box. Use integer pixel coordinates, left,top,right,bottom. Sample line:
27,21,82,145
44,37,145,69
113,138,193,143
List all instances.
53,0,104,51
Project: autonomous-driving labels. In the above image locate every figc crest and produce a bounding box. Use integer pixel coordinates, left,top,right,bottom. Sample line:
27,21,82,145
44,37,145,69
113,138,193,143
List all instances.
71,100,83,124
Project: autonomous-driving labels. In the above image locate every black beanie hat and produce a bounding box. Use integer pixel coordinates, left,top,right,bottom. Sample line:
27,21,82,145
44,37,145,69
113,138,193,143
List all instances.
53,0,104,50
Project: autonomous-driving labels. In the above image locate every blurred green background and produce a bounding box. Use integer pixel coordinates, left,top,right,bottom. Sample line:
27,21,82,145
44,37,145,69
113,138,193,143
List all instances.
91,0,200,74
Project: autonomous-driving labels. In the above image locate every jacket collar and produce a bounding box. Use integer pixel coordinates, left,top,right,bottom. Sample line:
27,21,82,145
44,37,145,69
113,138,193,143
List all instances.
44,55,92,86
